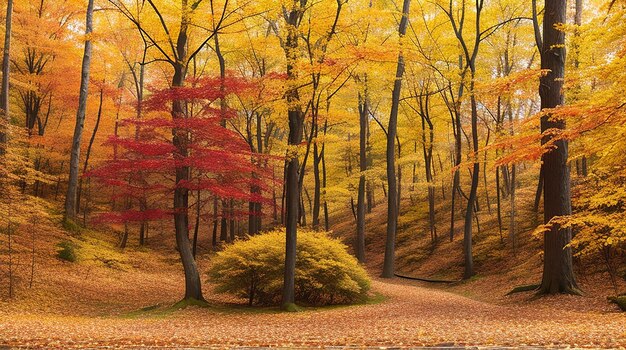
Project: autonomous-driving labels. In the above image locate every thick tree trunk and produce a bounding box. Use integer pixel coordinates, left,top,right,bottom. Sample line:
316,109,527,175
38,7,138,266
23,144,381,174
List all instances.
281,6,305,309
171,1,203,301
0,0,12,156
382,0,410,279
64,0,94,220
172,70,203,300
538,0,579,295
283,106,302,307
172,60,203,300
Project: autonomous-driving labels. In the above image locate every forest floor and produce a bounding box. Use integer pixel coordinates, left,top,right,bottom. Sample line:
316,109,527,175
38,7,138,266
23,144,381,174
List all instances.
1,277,625,348
1,178,626,348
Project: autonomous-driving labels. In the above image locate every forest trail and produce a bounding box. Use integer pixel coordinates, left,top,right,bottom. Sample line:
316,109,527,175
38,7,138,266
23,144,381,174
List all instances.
1,278,624,348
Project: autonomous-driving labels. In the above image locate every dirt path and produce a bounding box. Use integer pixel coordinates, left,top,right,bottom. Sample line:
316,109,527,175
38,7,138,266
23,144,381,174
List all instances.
1,278,624,348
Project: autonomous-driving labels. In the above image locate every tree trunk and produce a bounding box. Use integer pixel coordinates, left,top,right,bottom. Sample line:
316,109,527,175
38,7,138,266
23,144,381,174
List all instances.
120,222,129,249
77,86,104,215
533,164,543,213
366,120,374,213
64,0,94,220
229,199,235,242
246,117,259,236
482,132,491,214
496,166,503,242
501,163,511,197
273,166,278,224
212,197,218,248
139,221,146,246
280,164,287,224
321,122,329,232
449,57,464,242
248,198,257,235
312,122,322,230
192,188,200,258
282,5,305,309
299,192,307,226
382,0,410,279
0,0,12,156
171,1,203,301
7,219,13,298
397,142,402,216
538,0,579,295
356,87,368,262
509,164,517,252
508,100,517,252
419,93,436,243
463,81,479,280
248,111,263,236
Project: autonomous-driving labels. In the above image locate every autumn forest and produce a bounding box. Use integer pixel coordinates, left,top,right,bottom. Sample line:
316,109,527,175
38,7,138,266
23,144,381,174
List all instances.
0,0,625,348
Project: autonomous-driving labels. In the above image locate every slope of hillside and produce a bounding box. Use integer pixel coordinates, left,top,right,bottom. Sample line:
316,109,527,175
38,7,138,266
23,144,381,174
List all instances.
330,173,626,310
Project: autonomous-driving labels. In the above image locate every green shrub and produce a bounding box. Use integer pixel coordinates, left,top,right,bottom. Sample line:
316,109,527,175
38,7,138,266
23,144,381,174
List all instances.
208,229,370,306
57,240,77,262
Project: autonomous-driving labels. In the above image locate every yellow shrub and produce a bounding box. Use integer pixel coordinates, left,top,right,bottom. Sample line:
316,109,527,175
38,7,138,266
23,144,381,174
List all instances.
207,229,371,306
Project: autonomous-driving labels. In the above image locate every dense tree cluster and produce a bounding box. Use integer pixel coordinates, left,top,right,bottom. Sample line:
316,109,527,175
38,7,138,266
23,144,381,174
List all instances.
1,0,624,305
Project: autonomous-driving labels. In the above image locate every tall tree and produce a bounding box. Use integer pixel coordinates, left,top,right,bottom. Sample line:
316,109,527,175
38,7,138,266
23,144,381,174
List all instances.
281,0,307,309
417,81,436,244
356,81,369,263
64,0,94,219
440,0,488,279
170,0,203,301
108,0,236,301
537,0,580,294
0,0,12,156
382,0,411,279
